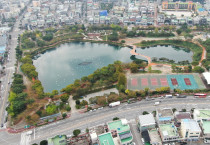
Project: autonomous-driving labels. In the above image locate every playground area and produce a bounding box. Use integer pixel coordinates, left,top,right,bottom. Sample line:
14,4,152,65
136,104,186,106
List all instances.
127,73,206,91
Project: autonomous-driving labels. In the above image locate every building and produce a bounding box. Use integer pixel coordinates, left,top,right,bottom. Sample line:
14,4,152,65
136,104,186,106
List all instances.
156,108,174,124
193,109,210,143
98,132,119,145
162,1,194,11
159,123,179,142
107,119,133,145
48,135,67,145
0,33,7,58
200,120,210,143
174,111,191,127
193,109,210,121
138,114,156,132
148,129,162,145
202,72,210,86
180,119,201,141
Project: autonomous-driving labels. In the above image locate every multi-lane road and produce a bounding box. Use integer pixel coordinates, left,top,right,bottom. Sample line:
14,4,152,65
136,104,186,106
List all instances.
0,18,22,127
0,97,210,145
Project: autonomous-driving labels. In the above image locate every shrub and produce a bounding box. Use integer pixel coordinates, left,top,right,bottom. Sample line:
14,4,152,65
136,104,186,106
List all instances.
143,111,149,115
73,129,81,137
113,117,119,121
40,140,48,145
121,40,125,43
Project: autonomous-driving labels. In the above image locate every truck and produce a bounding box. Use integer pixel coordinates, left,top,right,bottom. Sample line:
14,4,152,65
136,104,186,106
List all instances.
109,101,120,107
154,102,160,106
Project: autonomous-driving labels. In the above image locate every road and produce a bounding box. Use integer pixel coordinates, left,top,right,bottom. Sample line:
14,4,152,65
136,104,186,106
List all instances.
0,97,209,145
0,19,22,127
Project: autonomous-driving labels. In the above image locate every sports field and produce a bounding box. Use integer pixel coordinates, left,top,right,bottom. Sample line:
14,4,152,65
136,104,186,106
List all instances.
127,73,206,91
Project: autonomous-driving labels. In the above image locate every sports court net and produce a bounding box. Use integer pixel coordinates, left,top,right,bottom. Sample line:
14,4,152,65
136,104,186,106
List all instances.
184,78,191,86
151,78,158,86
131,78,138,86
160,78,168,86
171,78,178,86
141,78,148,86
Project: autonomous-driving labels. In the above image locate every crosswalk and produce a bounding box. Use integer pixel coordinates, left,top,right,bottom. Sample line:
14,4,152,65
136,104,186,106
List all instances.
20,132,31,145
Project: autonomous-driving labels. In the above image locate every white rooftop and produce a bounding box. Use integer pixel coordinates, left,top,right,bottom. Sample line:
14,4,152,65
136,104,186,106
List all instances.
139,114,156,126
181,119,201,132
203,72,210,85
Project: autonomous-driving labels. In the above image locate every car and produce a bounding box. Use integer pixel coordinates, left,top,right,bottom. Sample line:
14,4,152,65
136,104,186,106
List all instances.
93,109,97,112
98,107,103,110
26,130,33,135
141,138,145,144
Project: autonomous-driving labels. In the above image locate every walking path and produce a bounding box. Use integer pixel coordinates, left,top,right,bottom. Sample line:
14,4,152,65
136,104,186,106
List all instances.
130,45,152,65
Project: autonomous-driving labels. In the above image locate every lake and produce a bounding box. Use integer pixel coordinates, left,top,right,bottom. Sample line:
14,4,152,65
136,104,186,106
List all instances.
135,45,193,62
34,42,192,92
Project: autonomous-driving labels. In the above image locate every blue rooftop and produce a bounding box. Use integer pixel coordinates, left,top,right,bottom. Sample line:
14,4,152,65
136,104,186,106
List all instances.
198,8,205,12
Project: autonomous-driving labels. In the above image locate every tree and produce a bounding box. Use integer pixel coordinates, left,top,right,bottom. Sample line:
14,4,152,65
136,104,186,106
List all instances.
152,111,156,117
97,96,107,106
192,66,205,73
155,27,158,34
52,90,58,96
144,87,150,95
108,31,119,41
73,129,81,137
148,66,152,73
176,29,182,35
182,109,186,112
143,111,149,115
130,62,139,73
21,56,33,64
42,34,53,41
75,100,80,105
121,40,125,43
37,39,45,47
66,105,71,111
40,140,48,145
117,73,126,88
80,100,88,106
60,94,69,103
46,104,57,115
113,117,119,121
62,113,67,119
172,108,177,113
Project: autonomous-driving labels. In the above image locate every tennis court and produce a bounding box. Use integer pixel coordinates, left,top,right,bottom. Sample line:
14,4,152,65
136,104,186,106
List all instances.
127,74,206,91
167,74,199,90
127,74,169,90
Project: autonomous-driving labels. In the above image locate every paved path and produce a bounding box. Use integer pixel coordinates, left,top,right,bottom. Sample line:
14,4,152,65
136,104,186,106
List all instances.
130,45,152,64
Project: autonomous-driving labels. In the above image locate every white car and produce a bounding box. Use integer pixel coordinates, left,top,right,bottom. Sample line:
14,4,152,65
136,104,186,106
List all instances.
26,130,33,135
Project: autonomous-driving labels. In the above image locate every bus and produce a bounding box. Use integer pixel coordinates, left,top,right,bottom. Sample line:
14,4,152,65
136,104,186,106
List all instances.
194,93,207,98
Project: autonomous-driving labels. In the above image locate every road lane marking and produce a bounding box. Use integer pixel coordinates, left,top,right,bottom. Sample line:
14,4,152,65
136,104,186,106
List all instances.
31,101,210,142
0,69,11,124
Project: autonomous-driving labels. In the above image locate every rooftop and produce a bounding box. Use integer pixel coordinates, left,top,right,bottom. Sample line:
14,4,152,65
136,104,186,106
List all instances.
157,108,173,117
108,119,130,133
202,120,210,134
98,132,115,145
175,112,191,120
148,129,161,144
181,119,201,132
139,114,156,126
159,124,177,137
195,109,210,119
48,135,67,145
